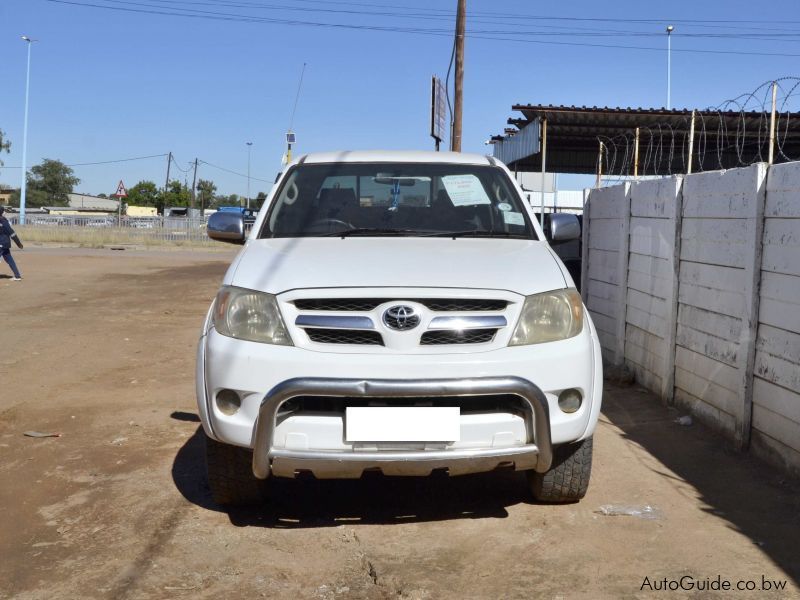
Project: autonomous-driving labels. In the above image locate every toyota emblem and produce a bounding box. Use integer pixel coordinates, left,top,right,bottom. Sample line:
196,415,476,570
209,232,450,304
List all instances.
383,305,420,331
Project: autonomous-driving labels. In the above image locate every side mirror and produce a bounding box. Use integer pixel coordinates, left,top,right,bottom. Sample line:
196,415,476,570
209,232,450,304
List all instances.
207,211,246,244
549,213,581,243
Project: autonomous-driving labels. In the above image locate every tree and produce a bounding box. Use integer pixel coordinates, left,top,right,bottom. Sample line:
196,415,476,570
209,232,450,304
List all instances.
26,159,80,206
163,179,191,209
127,180,160,207
196,179,217,212
0,129,10,167
224,194,241,207
253,191,268,210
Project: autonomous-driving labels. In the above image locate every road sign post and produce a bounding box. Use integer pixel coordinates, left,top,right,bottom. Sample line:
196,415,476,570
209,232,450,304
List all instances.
430,76,447,151
113,180,128,226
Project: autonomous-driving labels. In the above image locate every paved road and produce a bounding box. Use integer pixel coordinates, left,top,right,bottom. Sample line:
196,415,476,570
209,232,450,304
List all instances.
1,248,798,599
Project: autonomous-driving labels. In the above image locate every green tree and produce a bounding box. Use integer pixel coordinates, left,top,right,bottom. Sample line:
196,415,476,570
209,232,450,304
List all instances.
253,191,268,210
26,159,80,206
0,129,10,167
163,179,191,209
127,180,160,207
196,179,217,212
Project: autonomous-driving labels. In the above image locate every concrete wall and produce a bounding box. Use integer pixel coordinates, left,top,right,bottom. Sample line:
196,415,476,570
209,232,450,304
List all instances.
625,177,682,398
582,183,629,362
674,164,766,443
752,161,800,473
584,161,800,476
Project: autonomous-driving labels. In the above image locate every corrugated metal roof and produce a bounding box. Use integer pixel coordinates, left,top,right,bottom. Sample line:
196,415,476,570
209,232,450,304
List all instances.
492,104,800,175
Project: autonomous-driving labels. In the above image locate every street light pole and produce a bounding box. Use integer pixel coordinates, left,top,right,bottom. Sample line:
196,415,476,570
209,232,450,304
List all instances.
246,142,253,209
19,36,37,225
666,25,674,110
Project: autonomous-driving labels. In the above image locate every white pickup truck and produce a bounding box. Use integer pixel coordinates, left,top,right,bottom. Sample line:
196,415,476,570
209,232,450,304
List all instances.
196,150,602,506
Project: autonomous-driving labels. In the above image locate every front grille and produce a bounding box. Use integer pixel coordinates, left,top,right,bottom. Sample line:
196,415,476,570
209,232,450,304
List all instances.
420,329,498,345
305,328,384,345
294,298,508,312
421,299,508,311
295,299,385,311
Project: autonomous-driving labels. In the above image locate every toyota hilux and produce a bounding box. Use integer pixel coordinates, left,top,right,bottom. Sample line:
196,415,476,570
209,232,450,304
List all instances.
196,150,602,506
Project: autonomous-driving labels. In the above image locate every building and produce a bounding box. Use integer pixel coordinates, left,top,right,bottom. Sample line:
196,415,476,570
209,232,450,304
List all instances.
67,193,119,211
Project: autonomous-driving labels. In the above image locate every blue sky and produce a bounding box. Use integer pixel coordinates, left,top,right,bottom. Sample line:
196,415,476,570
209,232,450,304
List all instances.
1,0,798,196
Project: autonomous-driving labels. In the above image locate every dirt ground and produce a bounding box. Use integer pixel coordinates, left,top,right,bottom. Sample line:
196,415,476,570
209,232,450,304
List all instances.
1,247,799,600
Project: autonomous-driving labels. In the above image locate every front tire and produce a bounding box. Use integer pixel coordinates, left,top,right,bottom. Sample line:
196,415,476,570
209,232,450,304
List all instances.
205,434,267,507
528,436,593,503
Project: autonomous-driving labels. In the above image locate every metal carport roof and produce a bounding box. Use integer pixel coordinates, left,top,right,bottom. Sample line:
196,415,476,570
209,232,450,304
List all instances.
491,104,800,176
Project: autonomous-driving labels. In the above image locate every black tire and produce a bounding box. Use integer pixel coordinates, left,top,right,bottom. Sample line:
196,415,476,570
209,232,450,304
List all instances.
205,434,267,507
528,436,593,503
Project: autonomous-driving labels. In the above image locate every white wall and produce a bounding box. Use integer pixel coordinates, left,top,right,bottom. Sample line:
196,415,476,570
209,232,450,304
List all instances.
674,164,766,441
625,177,682,398
752,161,800,473
583,183,629,361
585,161,800,476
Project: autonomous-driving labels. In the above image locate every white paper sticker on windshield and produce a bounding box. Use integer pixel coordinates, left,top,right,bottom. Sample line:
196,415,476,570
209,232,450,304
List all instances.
441,175,491,206
504,211,525,226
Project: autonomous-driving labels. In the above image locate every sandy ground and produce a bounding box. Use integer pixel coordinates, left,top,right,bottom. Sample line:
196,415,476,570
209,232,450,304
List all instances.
1,247,798,600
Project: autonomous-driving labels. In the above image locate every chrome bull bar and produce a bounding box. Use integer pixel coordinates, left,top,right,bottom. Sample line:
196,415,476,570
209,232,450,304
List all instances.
252,377,552,479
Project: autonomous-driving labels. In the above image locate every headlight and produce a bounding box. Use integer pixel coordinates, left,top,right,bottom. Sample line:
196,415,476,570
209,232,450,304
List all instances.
213,286,292,345
509,288,583,345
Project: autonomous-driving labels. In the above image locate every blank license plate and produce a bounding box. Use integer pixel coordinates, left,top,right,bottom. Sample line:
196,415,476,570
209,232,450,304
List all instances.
345,407,460,442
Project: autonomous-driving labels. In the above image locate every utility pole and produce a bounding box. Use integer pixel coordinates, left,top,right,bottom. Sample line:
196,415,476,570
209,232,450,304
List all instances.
162,152,172,216
191,158,198,211
246,142,253,209
451,0,466,152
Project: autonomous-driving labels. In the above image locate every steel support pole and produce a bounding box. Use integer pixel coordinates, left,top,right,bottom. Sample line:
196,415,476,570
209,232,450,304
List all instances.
596,141,603,188
634,127,640,179
667,31,672,110
687,110,696,174
768,82,777,165
539,117,547,228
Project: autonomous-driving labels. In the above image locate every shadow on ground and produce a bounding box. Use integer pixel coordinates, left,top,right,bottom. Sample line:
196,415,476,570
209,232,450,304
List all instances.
172,425,530,528
602,382,800,586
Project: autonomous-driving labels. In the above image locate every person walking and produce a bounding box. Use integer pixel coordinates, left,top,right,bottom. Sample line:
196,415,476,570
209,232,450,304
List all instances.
0,206,23,281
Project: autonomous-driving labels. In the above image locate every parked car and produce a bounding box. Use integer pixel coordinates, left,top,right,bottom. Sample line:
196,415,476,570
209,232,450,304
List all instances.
197,150,602,506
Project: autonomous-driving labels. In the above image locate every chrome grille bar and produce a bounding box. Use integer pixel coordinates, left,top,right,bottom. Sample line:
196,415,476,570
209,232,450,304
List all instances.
295,315,375,330
428,315,507,330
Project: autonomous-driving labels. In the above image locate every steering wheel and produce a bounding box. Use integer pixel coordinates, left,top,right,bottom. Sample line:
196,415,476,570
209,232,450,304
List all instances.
306,218,354,233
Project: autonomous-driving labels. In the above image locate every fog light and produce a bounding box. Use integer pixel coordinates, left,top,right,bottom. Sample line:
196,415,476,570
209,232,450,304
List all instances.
558,388,582,413
216,389,241,415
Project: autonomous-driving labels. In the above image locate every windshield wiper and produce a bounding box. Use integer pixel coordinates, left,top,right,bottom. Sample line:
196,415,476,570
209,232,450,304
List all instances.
321,227,420,237
423,229,516,238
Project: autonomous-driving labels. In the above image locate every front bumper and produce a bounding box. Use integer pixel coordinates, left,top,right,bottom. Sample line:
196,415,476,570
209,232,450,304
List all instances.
252,376,552,479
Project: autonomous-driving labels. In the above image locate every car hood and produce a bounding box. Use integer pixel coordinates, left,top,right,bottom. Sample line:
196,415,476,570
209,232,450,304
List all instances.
228,238,567,296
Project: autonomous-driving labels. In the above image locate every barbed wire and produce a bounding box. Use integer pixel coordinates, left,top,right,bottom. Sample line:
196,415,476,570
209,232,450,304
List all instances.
598,76,800,185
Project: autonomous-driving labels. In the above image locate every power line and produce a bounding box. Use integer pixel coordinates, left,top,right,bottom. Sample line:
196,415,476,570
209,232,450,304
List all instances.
0,153,168,169
198,159,273,184
45,0,800,57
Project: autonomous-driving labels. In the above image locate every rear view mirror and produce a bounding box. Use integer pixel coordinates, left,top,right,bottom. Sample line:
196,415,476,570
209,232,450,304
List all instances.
549,213,581,243
373,175,417,186
207,211,246,244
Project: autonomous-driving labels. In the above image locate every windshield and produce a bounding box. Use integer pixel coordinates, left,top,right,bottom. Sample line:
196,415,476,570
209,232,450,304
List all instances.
261,163,538,239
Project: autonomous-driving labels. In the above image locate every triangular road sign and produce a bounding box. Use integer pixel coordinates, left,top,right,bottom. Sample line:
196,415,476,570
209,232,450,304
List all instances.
114,180,128,198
